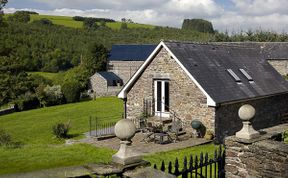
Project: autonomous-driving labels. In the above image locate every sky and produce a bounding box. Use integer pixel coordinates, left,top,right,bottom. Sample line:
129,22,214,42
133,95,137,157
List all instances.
4,0,288,33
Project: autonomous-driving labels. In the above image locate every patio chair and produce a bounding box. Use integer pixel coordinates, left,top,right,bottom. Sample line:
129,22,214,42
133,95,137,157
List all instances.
140,122,154,143
167,120,182,142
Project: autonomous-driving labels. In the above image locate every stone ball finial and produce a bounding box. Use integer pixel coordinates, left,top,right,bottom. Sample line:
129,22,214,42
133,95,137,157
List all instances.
114,119,136,141
238,104,255,121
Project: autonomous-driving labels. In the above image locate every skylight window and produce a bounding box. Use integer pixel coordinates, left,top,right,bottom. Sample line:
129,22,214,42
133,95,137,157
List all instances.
227,69,241,82
239,68,253,82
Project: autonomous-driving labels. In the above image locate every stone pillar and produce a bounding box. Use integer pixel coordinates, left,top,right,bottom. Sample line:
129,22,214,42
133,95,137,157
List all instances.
225,104,288,178
112,119,142,165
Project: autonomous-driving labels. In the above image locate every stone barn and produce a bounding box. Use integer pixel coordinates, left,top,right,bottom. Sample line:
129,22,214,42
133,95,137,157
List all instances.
89,44,156,97
118,41,288,141
107,44,157,84
89,72,123,97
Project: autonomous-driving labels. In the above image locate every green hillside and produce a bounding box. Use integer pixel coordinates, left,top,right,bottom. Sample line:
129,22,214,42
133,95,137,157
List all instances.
29,14,155,29
30,14,83,28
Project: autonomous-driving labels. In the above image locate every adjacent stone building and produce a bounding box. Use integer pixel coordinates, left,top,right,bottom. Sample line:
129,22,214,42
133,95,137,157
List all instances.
89,44,156,97
118,41,288,141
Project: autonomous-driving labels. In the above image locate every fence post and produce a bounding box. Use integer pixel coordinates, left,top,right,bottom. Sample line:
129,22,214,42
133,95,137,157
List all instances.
89,116,92,137
95,117,97,137
174,158,179,176
182,156,188,178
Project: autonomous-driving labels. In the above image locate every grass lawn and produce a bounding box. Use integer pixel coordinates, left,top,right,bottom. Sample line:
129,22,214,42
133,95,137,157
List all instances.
145,143,222,177
0,144,115,175
145,143,220,168
0,97,122,174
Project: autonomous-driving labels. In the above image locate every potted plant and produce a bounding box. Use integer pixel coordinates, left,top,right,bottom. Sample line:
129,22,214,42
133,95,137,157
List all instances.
204,130,214,140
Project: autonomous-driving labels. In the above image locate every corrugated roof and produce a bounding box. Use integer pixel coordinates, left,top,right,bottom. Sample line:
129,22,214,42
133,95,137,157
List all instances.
164,41,288,104
108,44,157,61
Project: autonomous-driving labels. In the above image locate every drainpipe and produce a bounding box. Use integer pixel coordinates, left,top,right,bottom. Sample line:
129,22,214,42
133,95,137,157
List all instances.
123,98,127,119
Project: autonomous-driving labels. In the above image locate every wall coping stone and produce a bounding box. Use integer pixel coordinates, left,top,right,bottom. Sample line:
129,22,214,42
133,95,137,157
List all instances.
226,123,288,144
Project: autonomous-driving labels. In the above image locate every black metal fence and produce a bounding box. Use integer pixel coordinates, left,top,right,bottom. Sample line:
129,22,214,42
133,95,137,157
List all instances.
89,116,116,137
154,146,225,178
89,117,143,138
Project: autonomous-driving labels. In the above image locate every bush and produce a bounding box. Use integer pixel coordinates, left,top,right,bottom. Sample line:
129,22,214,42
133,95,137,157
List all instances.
62,80,81,103
52,121,71,138
14,92,40,111
0,128,23,148
0,128,11,146
44,85,64,106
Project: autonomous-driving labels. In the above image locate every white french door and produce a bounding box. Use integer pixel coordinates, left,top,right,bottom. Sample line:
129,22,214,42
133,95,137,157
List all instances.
154,80,169,117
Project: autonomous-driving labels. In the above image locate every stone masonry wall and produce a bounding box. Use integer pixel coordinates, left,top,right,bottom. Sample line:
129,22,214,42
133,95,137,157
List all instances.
268,60,288,76
126,47,215,132
225,124,288,178
108,61,144,84
215,93,288,141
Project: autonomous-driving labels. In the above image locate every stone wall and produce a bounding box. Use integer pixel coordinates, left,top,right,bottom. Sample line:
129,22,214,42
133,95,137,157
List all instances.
0,107,15,116
108,61,144,84
225,124,288,178
268,59,288,76
89,73,121,97
90,73,108,94
126,47,215,132
215,93,288,141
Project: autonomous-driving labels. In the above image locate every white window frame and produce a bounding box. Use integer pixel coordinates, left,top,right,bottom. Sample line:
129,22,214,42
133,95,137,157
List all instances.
154,80,170,117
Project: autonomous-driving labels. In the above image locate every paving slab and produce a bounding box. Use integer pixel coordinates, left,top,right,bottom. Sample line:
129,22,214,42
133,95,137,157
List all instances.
80,132,212,155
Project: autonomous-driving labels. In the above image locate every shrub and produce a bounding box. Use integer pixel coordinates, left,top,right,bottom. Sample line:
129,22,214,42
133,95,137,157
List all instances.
62,80,81,103
44,85,64,106
0,128,22,148
52,121,71,139
0,128,11,146
14,92,40,111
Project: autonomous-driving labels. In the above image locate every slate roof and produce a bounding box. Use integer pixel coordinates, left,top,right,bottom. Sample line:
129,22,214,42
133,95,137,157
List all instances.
164,41,288,104
215,42,288,60
108,44,157,61
98,72,122,86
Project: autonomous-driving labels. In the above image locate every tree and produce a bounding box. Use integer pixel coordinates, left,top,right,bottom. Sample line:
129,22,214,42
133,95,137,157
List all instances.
62,80,80,103
182,19,214,33
83,43,108,75
0,0,8,26
8,11,30,23
32,18,53,26
120,22,128,30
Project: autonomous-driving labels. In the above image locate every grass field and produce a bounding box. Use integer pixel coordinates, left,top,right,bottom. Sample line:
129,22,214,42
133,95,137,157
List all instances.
30,14,83,28
28,71,65,84
29,14,154,29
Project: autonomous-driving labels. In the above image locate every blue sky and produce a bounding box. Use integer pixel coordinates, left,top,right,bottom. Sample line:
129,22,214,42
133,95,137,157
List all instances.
4,0,288,33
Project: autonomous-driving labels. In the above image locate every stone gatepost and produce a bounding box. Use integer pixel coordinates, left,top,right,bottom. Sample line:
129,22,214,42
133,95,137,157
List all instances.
225,104,288,178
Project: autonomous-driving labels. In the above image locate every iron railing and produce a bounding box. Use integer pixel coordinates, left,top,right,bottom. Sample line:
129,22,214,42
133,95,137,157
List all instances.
154,146,225,178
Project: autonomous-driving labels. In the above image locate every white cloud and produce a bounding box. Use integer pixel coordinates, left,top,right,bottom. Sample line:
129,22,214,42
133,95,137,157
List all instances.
232,0,288,16
4,0,288,33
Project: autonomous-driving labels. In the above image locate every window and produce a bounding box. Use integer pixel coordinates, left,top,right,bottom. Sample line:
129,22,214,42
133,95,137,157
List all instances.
227,69,241,83
239,69,253,82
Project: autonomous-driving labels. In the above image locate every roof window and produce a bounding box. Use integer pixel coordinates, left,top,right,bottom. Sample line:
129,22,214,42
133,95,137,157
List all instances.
239,68,253,82
227,69,241,83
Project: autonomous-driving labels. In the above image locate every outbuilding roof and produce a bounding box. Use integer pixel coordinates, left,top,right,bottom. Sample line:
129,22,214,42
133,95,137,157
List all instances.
108,44,157,61
98,72,122,86
118,41,288,106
